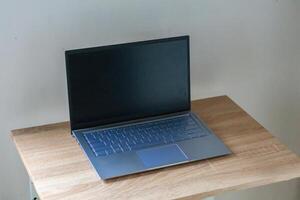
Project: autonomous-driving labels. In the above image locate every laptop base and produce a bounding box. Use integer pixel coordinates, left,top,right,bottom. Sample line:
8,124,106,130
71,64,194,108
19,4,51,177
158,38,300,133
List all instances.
74,112,231,180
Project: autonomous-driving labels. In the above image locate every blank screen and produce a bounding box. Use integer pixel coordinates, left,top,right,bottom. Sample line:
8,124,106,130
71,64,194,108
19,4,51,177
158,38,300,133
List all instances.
66,36,190,130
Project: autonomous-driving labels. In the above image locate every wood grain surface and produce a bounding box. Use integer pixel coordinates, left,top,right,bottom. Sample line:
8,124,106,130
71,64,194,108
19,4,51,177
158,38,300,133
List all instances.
11,96,300,200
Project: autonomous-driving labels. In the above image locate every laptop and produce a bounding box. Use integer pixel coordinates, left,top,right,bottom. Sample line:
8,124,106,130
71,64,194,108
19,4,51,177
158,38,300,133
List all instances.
65,36,231,180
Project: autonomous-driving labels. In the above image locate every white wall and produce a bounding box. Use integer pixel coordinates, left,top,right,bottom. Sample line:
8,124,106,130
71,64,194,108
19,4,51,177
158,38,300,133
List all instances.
0,0,299,199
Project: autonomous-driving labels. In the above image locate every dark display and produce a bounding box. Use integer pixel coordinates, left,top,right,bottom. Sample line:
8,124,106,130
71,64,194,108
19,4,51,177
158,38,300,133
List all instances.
66,36,190,130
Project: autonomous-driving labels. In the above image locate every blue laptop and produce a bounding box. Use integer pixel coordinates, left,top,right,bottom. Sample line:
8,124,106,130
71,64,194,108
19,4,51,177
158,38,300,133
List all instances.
65,36,231,180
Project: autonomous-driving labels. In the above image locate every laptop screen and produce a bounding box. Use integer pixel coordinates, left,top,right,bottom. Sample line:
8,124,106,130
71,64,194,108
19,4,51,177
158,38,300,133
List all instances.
66,36,190,130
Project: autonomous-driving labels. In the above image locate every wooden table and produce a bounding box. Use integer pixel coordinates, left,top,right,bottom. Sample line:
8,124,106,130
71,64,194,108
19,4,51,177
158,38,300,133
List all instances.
12,96,300,200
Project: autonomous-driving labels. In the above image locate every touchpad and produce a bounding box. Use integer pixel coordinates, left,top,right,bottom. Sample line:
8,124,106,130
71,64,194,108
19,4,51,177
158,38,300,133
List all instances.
136,144,188,168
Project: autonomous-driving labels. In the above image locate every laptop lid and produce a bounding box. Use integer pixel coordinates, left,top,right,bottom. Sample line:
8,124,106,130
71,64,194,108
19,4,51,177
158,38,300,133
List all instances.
65,36,190,131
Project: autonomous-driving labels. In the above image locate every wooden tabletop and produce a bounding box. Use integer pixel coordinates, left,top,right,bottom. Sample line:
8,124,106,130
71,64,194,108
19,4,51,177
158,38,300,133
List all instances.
12,96,300,200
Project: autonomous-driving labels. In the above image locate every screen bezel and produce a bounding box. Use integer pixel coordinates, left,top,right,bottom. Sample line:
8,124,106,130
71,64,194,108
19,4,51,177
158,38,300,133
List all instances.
65,35,191,132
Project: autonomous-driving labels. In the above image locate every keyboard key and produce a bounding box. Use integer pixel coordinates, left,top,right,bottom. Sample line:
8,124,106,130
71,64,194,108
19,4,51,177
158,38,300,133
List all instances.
95,150,107,157
105,148,114,155
90,141,106,148
113,147,123,153
121,145,130,152
92,147,107,153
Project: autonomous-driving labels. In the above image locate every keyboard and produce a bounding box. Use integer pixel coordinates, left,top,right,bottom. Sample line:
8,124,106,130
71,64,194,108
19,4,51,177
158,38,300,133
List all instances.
83,115,208,157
